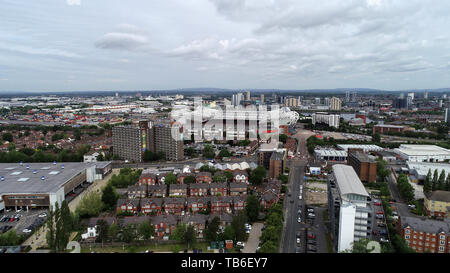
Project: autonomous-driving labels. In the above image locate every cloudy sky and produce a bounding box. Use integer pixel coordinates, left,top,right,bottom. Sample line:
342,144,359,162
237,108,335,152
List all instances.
1,0,450,92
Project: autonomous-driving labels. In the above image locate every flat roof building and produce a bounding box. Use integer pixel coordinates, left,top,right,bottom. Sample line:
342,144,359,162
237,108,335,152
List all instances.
337,144,384,153
0,162,111,211
394,145,450,162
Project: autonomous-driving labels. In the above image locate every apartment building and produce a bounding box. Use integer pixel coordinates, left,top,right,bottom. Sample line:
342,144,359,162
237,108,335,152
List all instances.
347,149,377,183
328,164,373,252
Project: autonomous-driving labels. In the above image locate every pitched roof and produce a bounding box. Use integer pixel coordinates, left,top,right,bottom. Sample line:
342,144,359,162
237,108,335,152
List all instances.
425,190,450,203
332,164,369,197
401,216,450,234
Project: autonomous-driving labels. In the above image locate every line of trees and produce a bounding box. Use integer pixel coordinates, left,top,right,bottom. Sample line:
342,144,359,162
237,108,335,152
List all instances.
46,200,80,253
423,168,450,193
396,174,415,202
258,204,283,253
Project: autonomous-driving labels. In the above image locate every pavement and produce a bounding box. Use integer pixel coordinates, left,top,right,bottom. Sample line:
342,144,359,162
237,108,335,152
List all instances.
242,222,263,253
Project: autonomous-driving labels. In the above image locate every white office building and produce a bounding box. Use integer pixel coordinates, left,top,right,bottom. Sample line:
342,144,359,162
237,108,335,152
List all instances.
328,164,372,252
312,112,340,128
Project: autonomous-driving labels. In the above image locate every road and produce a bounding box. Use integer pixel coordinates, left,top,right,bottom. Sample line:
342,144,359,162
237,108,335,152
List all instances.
281,163,306,253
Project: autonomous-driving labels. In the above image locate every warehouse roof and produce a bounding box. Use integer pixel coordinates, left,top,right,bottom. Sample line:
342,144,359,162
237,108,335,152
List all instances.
314,149,347,157
395,144,450,157
337,144,383,152
332,164,369,197
0,162,110,194
407,162,450,178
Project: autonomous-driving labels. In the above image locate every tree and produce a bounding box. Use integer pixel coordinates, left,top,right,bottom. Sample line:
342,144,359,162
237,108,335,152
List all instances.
221,225,235,241
137,221,155,240
245,195,260,222
75,191,104,218
205,217,220,242
224,171,233,182
423,169,433,194
218,149,231,159
184,225,197,249
46,205,56,252
96,219,110,245
59,200,72,250
278,174,288,184
446,173,450,191
185,147,195,157
432,169,439,191
213,173,227,183
2,132,13,142
249,166,267,185
102,184,118,211
108,223,119,242
164,173,177,185
231,212,248,242
143,150,157,162
184,175,196,184
202,145,215,159
259,240,277,253
172,223,187,242
438,169,446,191
279,134,288,144
397,174,415,202
121,225,136,243
260,226,280,244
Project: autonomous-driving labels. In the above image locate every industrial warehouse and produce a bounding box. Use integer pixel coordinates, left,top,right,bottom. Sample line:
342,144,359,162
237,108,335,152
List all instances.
0,161,112,211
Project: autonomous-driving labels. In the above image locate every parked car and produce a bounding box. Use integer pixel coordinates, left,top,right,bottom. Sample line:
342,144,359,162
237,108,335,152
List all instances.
307,208,314,213
308,213,315,218
307,232,316,239
295,247,301,253
307,239,316,245
307,245,317,252
297,217,301,223
236,242,245,248
23,229,32,233
376,211,383,215
378,223,386,228
380,238,389,243
296,237,301,244
374,202,382,206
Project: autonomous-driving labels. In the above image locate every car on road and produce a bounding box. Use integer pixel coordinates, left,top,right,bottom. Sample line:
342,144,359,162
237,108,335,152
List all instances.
297,217,301,223
299,195,302,200
38,212,47,218
290,199,294,204
408,204,416,209
22,229,32,233
307,208,314,213
308,213,315,218
376,215,384,219
295,247,301,253
296,237,301,244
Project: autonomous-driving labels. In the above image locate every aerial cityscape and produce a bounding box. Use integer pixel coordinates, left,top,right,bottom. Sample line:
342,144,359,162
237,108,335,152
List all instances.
1,0,450,265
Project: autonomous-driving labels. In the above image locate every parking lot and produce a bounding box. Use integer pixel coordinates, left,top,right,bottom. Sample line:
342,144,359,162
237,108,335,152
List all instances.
0,208,47,236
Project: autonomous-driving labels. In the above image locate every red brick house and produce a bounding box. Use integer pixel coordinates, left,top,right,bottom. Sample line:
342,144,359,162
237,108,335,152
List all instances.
169,184,188,197
127,184,147,199
177,173,195,184
210,182,228,196
147,184,168,198
195,172,213,183
229,182,248,196
189,183,210,197
140,198,163,215
179,214,207,238
139,170,157,185
208,213,233,231
163,197,186,215
116,199,139,214
210,196,233,214
150,215,178,239
187,197,210,214
232,170,249,184
231,196,247,214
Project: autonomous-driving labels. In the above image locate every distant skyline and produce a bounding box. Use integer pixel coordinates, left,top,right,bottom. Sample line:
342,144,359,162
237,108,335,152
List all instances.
1,0,450,92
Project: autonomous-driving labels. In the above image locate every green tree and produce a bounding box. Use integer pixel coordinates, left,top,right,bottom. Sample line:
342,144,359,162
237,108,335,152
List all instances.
75,191,104,218
245,195,260,222
137,221,155,240
218,149,231,159
260,226,280,244
278,174,288,184
231,211,248,242
184,175,196,184
96,219,110,245
438,169,446,191
423,169,433,194
249,166,267,185
46,206,56,252
397,174,415,202
164,173,177,185
279,134,288,144
108,223,119,242
213,173,227,183
205,217,220,242
372,133,381,143
184,225,197,249
102,184,118,211
259,240,277,253
2,132,13,142
432,169,439,191
121,225,136,243
172,223,187,242
224,171,233,182
202,145,215,159
221,225,235,241
446,173,450,191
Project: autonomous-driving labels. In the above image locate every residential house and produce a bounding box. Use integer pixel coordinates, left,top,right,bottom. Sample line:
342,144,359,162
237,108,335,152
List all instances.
127,184,147,199
231,195,246,214
210,182,228,197
208,213,233,232
139,170,157,185
140,198,163,215
150,215,178,239
210,196,233,214
163,197,186,215
81,217,116,240
179,214,207,238
424,191,450,218
169,184,188,197
229,182,248,196
116,199,139,214
232,170,249,184
195,172,213,183
189,183,210,197
147,184,168,198
187,197,210,214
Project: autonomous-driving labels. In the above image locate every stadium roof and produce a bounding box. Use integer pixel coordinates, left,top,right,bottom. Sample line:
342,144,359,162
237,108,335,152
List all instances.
332,164,369,197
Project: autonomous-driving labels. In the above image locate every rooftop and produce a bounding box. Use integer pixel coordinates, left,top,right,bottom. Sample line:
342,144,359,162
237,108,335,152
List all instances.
425,191,450,203
0,162,110,194
395,144,450,157
332,164,369,197
401,216,450,234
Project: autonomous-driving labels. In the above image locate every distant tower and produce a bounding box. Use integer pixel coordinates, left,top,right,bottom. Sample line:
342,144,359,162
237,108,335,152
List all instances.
439,100,443,108
351,91,357,102
446,108,450,124
324,97,331,106
115,92,119,97
260,94,265,104
345,91,350,102
424,92,428,99
246,91,251,101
